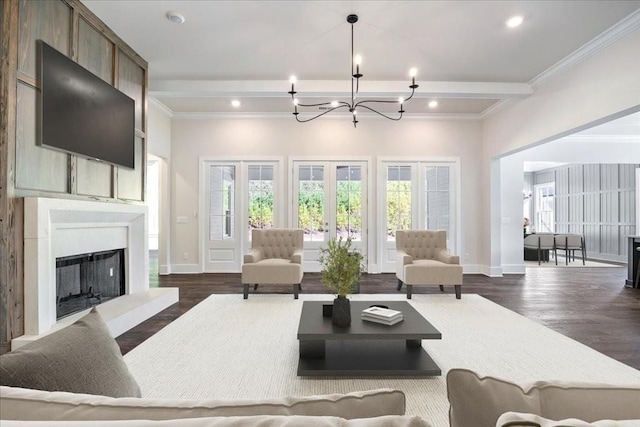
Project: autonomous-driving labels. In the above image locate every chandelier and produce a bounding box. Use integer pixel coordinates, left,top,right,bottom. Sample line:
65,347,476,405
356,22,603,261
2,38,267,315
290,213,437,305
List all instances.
288,14,418,128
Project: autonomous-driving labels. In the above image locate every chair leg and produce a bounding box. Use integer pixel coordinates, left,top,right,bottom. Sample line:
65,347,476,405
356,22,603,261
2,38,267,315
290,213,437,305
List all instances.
293,284,300,299
455,285,462,300
439,285,444,292
397,279,404,291
243,284,249,299
254,284,259,290
406,285,413,299
537,248,541,265
565,248,569,265
582,246,586,266
554,248,558,265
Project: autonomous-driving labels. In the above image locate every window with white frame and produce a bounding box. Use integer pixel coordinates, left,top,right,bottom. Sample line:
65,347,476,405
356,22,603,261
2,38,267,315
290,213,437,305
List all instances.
535,183,555,233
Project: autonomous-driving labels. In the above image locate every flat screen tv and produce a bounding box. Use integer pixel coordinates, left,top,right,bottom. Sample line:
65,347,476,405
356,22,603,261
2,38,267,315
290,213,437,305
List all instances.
40,41,135,169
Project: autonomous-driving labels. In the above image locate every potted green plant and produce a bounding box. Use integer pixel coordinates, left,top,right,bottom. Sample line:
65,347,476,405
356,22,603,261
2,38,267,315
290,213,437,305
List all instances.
318,237,364,326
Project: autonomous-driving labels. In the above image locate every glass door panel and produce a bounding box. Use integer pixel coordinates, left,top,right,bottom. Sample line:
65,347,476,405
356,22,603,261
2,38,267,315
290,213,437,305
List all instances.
386,166,413,241
205,164,240,272
425,165,452,247
293,161,367,272
298,165,326,242
336,165,362,241
247,165,275,234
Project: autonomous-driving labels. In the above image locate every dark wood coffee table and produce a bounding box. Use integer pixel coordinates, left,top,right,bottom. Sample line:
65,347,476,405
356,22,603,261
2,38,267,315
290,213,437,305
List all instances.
297,300,442,377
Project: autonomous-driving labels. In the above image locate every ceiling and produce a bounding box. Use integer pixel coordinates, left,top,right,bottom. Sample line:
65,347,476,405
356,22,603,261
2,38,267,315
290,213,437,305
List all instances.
82,1,640,116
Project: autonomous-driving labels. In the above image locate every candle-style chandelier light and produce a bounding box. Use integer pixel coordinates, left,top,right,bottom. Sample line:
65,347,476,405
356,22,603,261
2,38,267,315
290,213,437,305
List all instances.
288,14,419,128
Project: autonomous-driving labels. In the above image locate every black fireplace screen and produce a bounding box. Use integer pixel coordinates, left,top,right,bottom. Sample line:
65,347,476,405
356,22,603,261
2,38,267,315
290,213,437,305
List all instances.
56,249,125,319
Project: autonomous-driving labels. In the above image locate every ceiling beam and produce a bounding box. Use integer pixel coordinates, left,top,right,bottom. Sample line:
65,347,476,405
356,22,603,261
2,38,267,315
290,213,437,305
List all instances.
149,80,533,100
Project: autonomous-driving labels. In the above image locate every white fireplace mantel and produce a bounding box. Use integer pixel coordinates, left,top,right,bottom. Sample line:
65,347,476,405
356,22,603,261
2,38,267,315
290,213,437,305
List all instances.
16,197,178,348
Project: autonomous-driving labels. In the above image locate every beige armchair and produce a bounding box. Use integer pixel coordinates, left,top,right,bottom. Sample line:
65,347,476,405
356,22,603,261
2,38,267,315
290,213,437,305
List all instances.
395,230,463,299
241,229,304,299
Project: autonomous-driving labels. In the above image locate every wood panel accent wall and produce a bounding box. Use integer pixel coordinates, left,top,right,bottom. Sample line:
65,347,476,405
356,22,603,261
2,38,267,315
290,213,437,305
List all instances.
534,163,639,262
0,0,148,353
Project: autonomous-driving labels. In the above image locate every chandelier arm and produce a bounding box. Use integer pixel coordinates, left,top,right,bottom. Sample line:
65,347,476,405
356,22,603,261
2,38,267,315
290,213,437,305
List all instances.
355,99,400,106
296,100,336,108
295,101,351,109
403,87,417,102
294,105,351,122
357,104,403,121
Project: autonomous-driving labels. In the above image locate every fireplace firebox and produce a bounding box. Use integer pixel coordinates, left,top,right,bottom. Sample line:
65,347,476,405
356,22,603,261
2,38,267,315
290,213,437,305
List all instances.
56,249,126,319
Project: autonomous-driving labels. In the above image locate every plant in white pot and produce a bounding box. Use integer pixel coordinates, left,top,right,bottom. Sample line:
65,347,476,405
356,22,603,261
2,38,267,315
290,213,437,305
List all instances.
318,237,364,327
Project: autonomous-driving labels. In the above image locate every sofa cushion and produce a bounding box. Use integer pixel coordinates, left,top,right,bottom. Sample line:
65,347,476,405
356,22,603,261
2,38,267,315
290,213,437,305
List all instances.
447,369,640,427
0,386,406,421
0,308,140,398
0,415,432,427
497,412,640,427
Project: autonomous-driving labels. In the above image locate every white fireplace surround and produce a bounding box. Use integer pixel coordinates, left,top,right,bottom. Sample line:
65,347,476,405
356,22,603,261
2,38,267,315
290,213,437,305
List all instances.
16,197,178,348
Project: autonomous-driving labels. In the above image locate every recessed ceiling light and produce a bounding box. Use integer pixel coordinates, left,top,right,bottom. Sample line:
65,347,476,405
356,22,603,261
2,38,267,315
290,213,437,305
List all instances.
428,100,438,108
166,11,186,24
506,15,523,28
231,100,241,108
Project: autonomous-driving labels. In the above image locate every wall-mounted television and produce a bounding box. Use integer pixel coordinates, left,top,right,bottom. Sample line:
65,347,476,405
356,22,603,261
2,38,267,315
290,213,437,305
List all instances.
39,41,135,169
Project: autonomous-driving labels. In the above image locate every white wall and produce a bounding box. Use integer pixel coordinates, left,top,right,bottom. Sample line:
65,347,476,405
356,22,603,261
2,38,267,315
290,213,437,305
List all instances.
169,117,483,272
146,102,173,274
500,156,526,274
147,102,172,159
481,28,640,271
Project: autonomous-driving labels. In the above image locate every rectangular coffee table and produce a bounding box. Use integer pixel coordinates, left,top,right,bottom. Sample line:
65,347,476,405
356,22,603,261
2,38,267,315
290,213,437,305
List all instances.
297,300,441,377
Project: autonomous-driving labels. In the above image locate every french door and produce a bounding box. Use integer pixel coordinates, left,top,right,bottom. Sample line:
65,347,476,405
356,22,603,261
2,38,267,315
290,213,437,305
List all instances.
292,161,368,272
203,160,281,272
379,161,457,272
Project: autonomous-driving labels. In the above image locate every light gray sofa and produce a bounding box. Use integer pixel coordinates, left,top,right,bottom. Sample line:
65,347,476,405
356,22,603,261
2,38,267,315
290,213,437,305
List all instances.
0,385,428,426
447,368,640,427
0,308,429,426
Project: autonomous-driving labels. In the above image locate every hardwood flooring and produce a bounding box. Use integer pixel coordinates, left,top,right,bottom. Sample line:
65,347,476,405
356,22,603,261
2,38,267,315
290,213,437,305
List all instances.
117,266,640,371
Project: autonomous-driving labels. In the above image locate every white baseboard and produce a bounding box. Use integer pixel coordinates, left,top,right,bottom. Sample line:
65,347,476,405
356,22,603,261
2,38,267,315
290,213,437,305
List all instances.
159,264,171,275
462,264,483,274
481,265,504,277
170,264,202,274
501,264,526,274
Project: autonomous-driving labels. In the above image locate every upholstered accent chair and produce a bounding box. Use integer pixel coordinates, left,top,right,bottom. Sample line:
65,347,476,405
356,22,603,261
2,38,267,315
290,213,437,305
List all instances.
395,230,463,299
241,229,304,299
554,234,585,265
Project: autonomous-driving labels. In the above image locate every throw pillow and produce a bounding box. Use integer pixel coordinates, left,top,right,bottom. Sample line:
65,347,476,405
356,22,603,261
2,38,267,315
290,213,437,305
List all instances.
0,308,141,397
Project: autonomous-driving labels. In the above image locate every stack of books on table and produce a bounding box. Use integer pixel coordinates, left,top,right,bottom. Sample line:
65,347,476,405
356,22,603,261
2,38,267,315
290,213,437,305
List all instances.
361,306,404,326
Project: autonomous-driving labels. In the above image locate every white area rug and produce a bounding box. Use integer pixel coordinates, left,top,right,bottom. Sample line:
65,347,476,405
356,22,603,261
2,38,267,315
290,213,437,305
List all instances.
124,294,640,427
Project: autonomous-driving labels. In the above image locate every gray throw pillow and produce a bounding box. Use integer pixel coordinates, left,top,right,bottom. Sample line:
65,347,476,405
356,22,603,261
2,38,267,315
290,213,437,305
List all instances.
0,308,141,398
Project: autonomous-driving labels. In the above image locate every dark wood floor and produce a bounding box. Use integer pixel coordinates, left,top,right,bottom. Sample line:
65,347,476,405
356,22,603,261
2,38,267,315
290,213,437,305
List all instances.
117,266,640,371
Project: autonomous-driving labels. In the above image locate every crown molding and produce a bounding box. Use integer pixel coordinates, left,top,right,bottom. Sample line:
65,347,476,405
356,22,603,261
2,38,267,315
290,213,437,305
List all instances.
171,111,482,121
556,134,640,143
479,99,515,119
149,96,174,117
529,9,640,88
